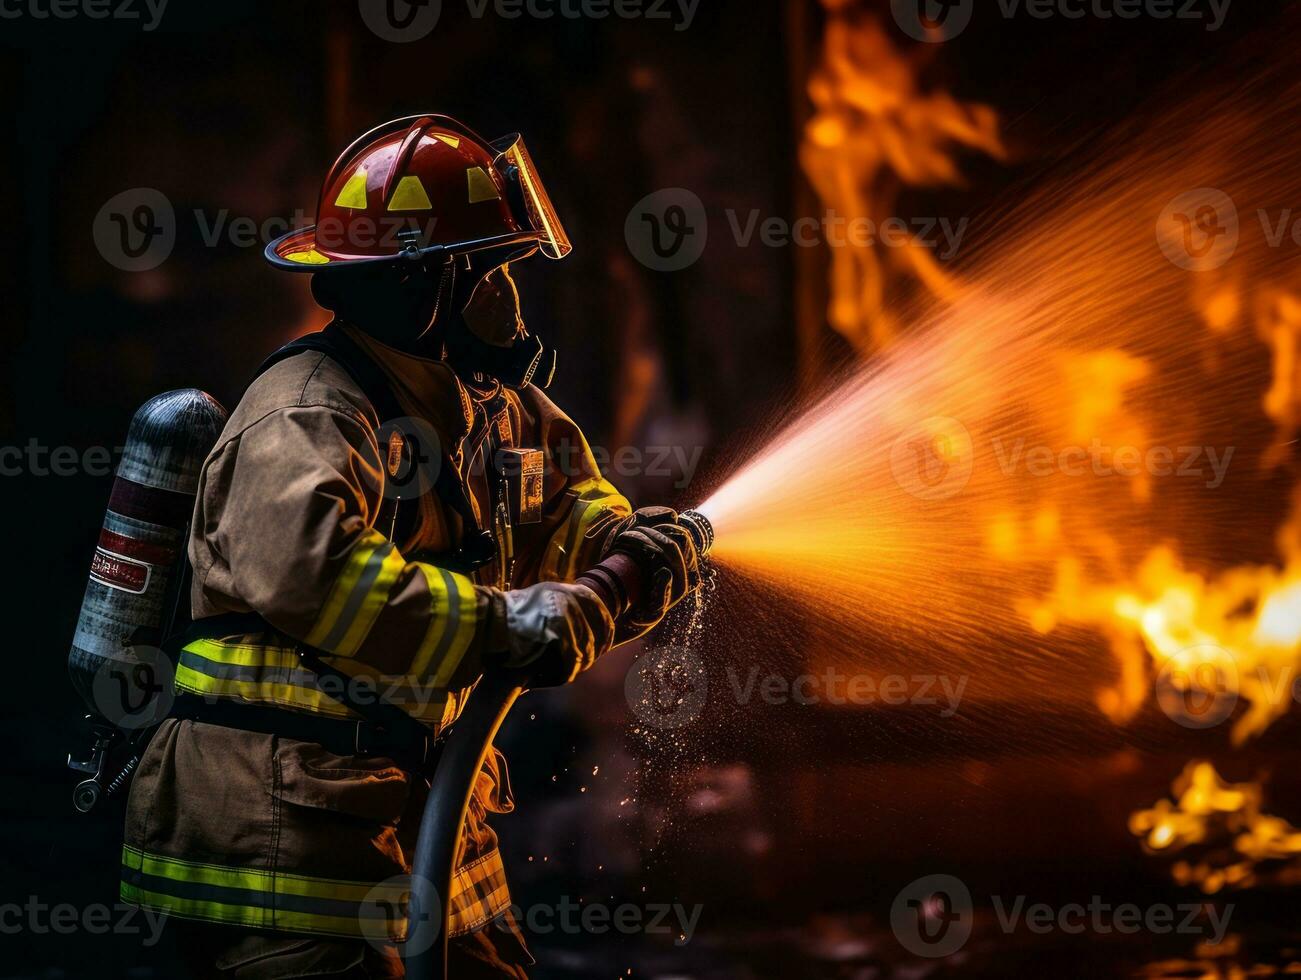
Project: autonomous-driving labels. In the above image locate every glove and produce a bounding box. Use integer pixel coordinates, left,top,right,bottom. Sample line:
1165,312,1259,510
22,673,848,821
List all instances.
489,582,616,687
601,506,702,640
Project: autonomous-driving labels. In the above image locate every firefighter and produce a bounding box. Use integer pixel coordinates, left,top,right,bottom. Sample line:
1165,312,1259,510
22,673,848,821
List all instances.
120,115,702,978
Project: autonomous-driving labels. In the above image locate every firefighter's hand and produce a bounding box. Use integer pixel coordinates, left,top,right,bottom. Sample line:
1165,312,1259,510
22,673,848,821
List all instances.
603,507,702,633
497,582,616,687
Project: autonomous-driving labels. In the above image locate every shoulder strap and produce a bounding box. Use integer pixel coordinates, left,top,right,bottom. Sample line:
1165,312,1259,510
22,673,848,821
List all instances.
253,321,405,425
253,322,493,568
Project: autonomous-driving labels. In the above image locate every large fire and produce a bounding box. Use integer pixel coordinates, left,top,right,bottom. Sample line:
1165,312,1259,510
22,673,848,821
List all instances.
1132,761,1301,893
700,3,1301,900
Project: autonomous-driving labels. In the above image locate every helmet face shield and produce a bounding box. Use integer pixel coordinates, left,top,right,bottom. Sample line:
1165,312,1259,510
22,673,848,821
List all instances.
495,135,572,260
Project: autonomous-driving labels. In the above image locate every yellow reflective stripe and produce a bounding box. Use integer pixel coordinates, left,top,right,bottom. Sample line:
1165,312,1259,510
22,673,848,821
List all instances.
173,639,451,722
305,530,391,653
542,478,631,582
173,663,354,718
120,846,410,940
122,846,390,899
333,545,407,657
122,846,504,939
123,884,270,929
182,638,299,668
410,565,480,688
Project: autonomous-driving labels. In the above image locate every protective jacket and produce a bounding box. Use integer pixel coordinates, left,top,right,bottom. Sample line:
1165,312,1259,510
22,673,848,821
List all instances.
120,323,629,944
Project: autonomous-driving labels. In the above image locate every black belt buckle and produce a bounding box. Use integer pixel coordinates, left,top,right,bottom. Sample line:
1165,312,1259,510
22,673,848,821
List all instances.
354,721,393,759
354,721,434,771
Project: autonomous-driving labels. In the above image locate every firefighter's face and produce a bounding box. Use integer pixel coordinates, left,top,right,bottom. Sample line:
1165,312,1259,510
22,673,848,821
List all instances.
461,264,526,348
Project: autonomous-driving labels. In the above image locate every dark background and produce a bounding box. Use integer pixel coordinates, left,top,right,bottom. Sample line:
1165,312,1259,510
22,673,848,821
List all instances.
2,1,1297,977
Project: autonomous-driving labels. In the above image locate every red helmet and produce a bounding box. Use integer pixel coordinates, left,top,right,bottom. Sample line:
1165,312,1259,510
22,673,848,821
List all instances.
267,114,572,271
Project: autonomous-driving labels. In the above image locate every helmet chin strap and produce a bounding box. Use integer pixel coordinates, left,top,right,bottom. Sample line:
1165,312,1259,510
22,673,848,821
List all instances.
414,257,458,349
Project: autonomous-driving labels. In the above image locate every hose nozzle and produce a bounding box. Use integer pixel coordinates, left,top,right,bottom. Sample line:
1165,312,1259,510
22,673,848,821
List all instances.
677,509,715,559
576,507,715,617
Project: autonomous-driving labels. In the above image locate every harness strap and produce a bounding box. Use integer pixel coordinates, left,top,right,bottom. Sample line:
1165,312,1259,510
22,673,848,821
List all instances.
254,321,494,570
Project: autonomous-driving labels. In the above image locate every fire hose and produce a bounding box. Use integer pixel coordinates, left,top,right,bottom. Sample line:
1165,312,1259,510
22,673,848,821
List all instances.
404,509,714,980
